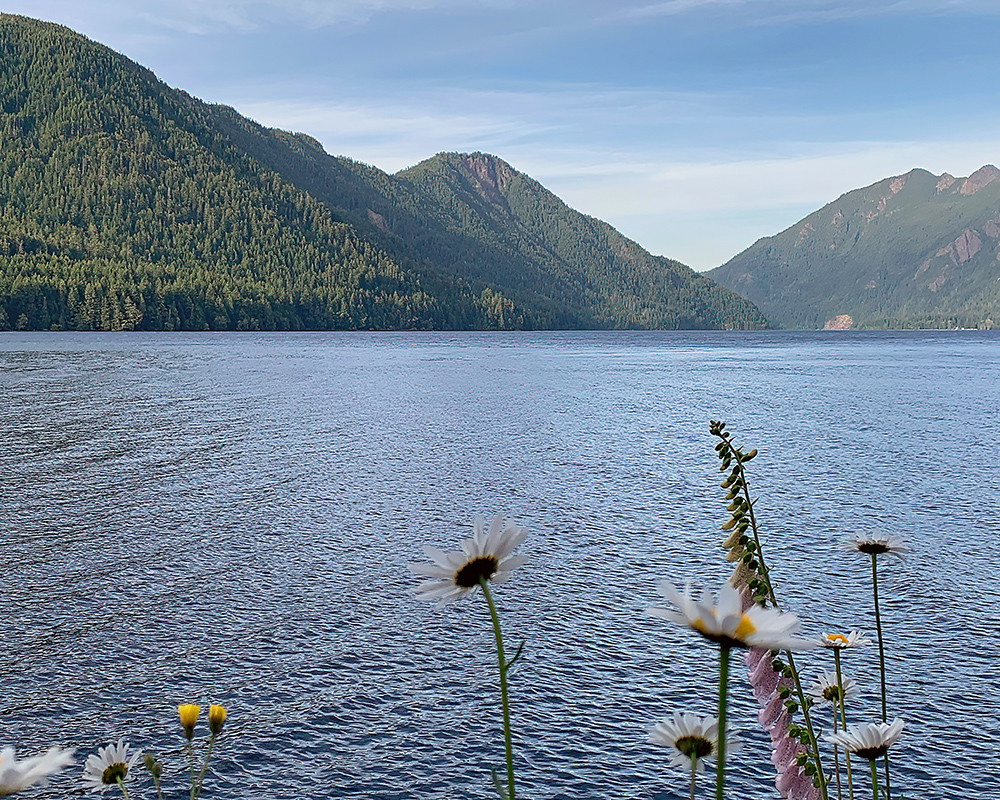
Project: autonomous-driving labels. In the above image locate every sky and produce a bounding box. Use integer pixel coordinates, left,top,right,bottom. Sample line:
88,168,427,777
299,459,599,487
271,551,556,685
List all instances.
6,1,1000,270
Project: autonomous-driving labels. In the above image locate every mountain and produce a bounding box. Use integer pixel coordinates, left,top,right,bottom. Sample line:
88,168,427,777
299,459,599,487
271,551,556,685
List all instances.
0,14,767,331
708,166,1000,329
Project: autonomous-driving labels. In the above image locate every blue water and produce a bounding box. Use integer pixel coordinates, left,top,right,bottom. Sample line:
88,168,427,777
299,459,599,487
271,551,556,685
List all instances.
2,330,998,800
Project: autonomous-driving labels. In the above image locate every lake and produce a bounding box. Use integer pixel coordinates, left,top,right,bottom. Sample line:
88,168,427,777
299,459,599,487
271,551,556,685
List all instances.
2,329,998,800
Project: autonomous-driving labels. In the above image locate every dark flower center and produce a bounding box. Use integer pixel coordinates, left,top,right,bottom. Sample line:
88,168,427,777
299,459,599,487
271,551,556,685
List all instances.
856,541,889,555
101,762,128,785
454,555,499,588
822,685,843,702
675,735,713,760
854,745,889,760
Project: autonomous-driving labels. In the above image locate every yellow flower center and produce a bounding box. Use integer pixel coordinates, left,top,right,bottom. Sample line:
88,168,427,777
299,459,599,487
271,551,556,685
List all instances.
734,614,757,640
694,612,757,647
826,633,849,644
454,555,499,588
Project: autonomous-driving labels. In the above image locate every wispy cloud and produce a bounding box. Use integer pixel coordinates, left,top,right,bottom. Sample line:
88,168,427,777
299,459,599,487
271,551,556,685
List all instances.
228,85,999,268
8,0,1000,270
614,0,1000,26
10,0,495,36
534,140,1000,268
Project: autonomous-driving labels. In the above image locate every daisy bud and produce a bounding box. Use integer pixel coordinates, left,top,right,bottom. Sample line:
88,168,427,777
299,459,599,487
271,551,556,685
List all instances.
177,704,200,739
142,753,162,779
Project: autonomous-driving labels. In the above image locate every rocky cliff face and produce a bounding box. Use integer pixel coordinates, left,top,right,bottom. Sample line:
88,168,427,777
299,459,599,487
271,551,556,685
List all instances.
960,164,1000,195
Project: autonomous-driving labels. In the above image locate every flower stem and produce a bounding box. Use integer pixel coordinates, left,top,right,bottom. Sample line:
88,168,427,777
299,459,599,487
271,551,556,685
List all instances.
869,758,879,800
116,776,131,800
870,555,887,722
870,554,891,797
690,757,697,800
834,649,854,800
192,734,217,800
716,644,730,800
783,649,828,800
480,577,516,800
715,431,828,800
185,739,196,797
831,705,842,800
153,772,166,800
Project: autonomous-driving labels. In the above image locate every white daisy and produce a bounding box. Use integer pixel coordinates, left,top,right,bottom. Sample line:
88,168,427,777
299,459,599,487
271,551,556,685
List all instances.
648,712,742,773
0,745,75,796
817,630,870,649
806,672,859,707
849,534,908,557
825,719,904,760
81,738,141,793
410,513,528,605
648,580,819,651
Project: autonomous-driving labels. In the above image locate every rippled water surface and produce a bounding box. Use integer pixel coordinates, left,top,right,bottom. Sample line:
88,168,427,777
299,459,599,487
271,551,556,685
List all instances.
3,330,999,800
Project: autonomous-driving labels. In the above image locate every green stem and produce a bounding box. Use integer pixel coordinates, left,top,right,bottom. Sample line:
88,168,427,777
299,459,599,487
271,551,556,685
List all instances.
870,555,891,798
783,649,828,800
185,739,196,798
871,555,887,722
718,434,828,800
480,578,516,800
690,757,697,800
115,776,131,800
716,645,730,800
193,734,217,800
869,759,879,800
831,705,842,800
834,650,855,800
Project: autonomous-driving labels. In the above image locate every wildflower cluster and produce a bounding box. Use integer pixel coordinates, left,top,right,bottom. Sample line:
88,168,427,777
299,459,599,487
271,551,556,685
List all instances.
709,421,905,800
0,705,228,798
76,703,227,799
408,421,908,800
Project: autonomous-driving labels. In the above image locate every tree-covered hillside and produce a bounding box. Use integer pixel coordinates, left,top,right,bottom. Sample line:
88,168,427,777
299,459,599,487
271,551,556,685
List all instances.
208,112,770,329
0,14,766,331
392,153,766,329
0,15,521,331
708,166,1000,329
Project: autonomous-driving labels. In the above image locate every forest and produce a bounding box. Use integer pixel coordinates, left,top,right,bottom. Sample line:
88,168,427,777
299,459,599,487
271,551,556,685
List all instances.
0,14,767,331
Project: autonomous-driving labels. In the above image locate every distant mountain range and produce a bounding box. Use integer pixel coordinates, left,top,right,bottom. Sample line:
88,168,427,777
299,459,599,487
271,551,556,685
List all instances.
0,14,766,331
708,166,1000,329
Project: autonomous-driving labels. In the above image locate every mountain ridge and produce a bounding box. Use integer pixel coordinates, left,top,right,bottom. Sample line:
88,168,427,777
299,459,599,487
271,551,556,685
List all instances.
708,164,1000,329
0,13,767,331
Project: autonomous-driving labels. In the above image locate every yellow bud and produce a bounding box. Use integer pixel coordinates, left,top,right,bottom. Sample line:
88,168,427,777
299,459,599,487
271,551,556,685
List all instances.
208,704,227,736
178,703,200,739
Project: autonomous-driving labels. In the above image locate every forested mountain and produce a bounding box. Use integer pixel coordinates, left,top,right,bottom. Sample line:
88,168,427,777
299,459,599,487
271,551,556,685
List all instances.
0,14,767,331
708,166,1000,329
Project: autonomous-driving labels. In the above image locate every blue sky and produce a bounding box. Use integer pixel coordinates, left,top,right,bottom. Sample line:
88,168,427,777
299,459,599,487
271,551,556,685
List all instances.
8,1,1000,270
